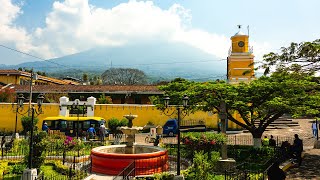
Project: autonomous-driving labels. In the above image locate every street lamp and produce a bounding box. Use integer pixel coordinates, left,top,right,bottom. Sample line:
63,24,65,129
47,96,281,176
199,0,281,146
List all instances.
162,94,189,176
12,94,25,136
14,93,44,169
71,100,80,139
69,100,90,139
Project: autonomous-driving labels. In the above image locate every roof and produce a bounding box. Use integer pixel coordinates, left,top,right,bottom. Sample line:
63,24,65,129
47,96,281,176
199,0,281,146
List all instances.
234,31,245,36
13,84,163,94
0,69,71,85
43,116,105,121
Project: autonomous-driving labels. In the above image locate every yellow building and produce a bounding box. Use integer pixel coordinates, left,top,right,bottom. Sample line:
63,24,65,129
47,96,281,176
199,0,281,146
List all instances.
0,69,77,85
0,103,243,132
227,26,255,84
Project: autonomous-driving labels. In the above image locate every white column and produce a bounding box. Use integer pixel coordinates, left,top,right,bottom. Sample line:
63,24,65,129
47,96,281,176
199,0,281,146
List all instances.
59,96,69,117
87,96,96,117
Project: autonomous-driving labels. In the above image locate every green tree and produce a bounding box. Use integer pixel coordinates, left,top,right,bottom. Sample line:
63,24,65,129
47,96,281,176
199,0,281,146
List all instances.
0,88,16,102
83,73,88,82
159,73,318,147
261,39,320,74
101,68,148,85
96,94,113,104
21,116,39,134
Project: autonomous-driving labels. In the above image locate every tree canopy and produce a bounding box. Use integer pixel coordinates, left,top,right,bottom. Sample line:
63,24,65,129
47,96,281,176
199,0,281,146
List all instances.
159,73,320,146
261,39,320,74
101,68,148,85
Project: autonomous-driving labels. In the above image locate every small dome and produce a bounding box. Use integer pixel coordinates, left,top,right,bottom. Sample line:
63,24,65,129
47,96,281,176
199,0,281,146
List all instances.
234,31,245,36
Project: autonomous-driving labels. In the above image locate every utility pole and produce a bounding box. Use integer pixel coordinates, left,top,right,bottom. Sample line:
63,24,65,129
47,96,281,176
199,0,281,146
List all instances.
28,70,38,116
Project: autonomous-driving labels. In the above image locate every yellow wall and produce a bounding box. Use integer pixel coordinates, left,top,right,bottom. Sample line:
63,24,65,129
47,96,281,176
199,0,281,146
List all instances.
0,75,19,85
228,58,254,77
231,35,249,53
0,103,243,132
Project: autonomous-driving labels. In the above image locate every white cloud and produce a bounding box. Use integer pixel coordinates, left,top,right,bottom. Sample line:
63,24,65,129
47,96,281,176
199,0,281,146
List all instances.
1,0,273,63
30,0,235,59
0,0,33,52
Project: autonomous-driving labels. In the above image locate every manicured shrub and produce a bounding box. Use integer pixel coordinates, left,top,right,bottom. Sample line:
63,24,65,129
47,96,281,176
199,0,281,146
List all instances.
21,116,39,134
108,117,128,134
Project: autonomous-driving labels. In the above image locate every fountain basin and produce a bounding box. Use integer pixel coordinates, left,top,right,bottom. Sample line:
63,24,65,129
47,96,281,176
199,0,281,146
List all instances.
91,145,168,175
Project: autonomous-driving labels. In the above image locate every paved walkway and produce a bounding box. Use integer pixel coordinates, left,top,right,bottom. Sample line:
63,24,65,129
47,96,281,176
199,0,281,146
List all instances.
286,149,320,180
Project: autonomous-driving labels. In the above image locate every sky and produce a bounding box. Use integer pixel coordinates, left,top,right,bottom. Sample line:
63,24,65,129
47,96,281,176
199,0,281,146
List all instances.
0,0,319,65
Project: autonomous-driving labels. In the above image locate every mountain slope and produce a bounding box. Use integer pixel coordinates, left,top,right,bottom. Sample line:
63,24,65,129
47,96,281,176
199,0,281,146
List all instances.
1,42,227,81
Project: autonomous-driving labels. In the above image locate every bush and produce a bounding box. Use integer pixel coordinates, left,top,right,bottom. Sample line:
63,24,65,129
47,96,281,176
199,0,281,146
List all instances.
180,132,226,160
24,131,48,169
107,117,128,134
21,116,39,134
0,161,9,175
153,172,174,180
182,151,221,180
10,163,27,174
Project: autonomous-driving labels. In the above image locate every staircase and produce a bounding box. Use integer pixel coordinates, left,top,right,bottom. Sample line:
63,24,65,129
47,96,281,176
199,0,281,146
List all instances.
254,115,299,131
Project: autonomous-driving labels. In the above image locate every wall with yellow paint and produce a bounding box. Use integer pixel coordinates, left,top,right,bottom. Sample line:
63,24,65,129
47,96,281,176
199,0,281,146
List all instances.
0,75,19,85
0,103,243,132
231,35,249,53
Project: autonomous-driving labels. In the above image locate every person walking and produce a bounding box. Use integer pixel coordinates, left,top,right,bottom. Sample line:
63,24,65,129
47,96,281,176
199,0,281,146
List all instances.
292,134,303,166
99,123,106,142
312,121,318,138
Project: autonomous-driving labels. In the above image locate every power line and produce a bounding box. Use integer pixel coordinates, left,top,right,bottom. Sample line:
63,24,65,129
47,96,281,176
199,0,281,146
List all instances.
0,44,228,68
0,44,85,72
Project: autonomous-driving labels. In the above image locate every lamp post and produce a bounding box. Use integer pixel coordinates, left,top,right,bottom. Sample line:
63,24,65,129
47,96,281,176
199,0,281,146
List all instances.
69,100,89,139
12,94,25,136
162,94,189,176
14,93,44,169
72,101,80,139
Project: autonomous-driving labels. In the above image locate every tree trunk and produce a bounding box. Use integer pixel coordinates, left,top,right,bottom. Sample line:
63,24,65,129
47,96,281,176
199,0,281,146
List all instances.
252,131,263,148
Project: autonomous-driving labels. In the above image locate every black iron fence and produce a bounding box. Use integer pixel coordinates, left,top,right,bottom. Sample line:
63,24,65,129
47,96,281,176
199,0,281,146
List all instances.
1,156,91,180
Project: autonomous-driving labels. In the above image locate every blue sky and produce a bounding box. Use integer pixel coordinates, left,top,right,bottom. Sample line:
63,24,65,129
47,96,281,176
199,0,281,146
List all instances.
1,0,319,65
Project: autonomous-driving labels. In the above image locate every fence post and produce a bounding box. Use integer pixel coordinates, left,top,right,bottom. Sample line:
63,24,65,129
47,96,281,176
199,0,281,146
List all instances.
63,150,66,165
224,169,227,180
69,167,72,180
73,156,76,170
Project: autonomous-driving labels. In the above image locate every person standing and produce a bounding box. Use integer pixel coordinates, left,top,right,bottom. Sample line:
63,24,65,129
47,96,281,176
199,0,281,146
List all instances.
292,134,303,166
312,121,318,138
99,123,106,142
87,125,96,140
262,136,269,146
42,122,49,133
269,135,276,147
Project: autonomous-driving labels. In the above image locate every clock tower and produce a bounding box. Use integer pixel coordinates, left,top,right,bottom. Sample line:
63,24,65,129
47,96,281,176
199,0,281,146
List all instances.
227,25,255,84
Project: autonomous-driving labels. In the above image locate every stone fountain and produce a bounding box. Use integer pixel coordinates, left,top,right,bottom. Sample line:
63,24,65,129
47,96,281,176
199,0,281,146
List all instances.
90,114,168,175
120,114,140,151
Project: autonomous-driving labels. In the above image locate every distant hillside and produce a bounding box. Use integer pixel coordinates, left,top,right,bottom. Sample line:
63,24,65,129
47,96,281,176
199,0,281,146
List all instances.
0,41,227,82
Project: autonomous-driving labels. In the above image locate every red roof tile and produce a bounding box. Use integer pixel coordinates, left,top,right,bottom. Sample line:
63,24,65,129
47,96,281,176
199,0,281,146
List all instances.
13,85,163,94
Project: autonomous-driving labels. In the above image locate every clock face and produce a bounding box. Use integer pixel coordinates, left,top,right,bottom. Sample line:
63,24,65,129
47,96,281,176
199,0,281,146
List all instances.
238,41,245,47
